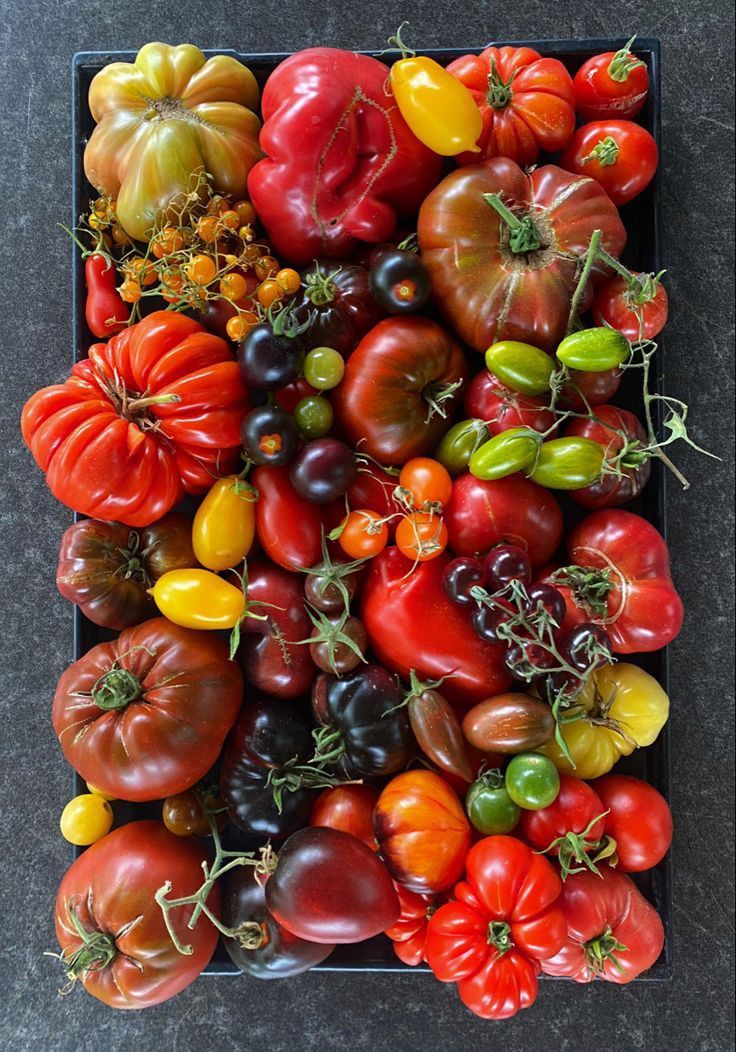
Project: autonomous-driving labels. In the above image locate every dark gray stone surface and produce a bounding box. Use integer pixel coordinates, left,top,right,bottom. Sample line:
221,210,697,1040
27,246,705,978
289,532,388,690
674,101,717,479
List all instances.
0,2,733,1049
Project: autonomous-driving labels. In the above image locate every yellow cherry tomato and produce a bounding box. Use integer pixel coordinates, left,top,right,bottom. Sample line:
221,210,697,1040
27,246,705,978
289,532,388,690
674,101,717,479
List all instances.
150,569,245,629
86,783,117,802
60,794,114,846
389,27,482,156
192,476,257,571
539,663,669,780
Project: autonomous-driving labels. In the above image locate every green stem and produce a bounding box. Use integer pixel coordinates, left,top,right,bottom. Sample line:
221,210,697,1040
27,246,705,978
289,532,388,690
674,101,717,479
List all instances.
566,229,602,334
91,668,142,711
487,921,513,956
581,136,620,167
483,193,543,253
608,36,646,82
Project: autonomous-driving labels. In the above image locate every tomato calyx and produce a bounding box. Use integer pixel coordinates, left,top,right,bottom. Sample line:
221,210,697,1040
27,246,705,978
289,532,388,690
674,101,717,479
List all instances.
50,902,120,985
297,532,368,614
581,136,620,168
423,378,464,423
624,270,666,308
607,36,647,83
583,924,629,975
303,264,341,306
234,920,270,951
88,646,157,711
552,565,614,621
482,192,545,255
537,811,618,880
485,59,517,110
487,920,514,956
95,366,182,429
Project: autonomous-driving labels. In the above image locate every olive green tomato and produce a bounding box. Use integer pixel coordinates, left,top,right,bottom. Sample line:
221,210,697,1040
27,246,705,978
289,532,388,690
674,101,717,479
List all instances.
469,427,542,481
485,341,555,396
303,346,345,390
505,753,560,810
556,327,631,371
528,437,605,490
294,395,334,438
466,769,521,835
436,418,489,476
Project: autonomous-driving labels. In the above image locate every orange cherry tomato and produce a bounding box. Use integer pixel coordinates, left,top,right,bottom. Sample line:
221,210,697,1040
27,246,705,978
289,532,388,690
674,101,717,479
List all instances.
399,457,453,508
196,215,219,242
125,257,157,286
276,268,301,294
219,273,248,301
338,509,389,559
395,512,448,562
220,209,240,230
254,255,279,281
118,278,142,303
310,784,380,849
257,279,284,308
152,226,185,257
226,313,258,341
234,200,257,225
185,254,218,286
374,770,471,893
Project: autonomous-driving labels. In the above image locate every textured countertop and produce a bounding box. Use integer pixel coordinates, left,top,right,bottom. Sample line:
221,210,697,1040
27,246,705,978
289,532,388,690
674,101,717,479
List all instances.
0,2,733,1049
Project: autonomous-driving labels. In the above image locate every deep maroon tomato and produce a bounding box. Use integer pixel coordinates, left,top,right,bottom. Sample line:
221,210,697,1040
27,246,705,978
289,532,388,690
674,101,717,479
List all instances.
592,273,669,342
561,622,612,673
289,439,357,503
591,774,673,872
443,556,485,606
559,368,622,410
525,583,567,627
275,375,318,413
240,404,300,466
369,249,431,314
464,371,555,436
297,261,385,356
560,120,658,206
484,544,532,589
309,613,367,675
565,404,651,509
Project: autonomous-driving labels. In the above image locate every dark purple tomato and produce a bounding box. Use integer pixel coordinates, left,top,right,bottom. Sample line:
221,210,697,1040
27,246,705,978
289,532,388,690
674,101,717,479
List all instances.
369,249,431,314
309,614,368,676
525,583,567,627
239,324,305,390
562,623,613,673
442,556,485,606
241,404,299,466
297,261,384,356
304,559,364,613
471,602,512,644
504,640,557,680
538,669,581,706
290,439,357,503
484,545,533,590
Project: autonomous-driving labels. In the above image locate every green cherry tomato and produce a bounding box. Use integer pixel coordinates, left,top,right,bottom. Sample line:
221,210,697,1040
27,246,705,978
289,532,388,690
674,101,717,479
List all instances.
485,341,556,396
436,419,489,476
556,327,631,372
528,437,605,490
294,395,334,438
466,768,521,835
303,346,345,391
505,752,560,810
469,427,542,480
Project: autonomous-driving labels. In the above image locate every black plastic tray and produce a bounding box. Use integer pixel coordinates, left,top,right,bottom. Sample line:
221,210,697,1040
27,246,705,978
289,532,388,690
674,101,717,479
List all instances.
70,38,672,979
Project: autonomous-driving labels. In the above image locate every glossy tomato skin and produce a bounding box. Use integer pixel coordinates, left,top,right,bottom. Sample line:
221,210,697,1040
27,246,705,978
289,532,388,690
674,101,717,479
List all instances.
310,784,379,849
444,473,564,569
565,404,651,509
418,158,626,352
561,120,658,206
448,47,575,167
220,701,316,844
409,688,474,783
519,774,608,855
573,48,649,122
425,836,566,1019
52,619,242,802
560,367,622,410
347,464,400,532
265,827,400,943
591,774,673,872
22,312,249,527
222,868,336,978
252,465,333,570
237,560,317,699
54,821,219,1008
332,316,467,465
385,883,439,966
593,274,669,341
374,770,471,894
297,261,384,356
541,867,664,982
362,548,512,708
56,513,197,630
464,372,555,437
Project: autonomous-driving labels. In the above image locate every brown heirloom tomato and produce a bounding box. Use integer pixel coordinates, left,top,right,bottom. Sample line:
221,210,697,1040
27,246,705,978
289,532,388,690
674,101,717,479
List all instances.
418,158,626,351
56,514,197,629
52,618,243,802
54,821,219,1009
332,317,467,465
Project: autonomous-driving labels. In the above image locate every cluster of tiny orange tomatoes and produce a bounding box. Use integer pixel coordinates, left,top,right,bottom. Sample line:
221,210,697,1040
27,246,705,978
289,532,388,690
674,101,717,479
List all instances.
339,458,452,564
85,193,301,341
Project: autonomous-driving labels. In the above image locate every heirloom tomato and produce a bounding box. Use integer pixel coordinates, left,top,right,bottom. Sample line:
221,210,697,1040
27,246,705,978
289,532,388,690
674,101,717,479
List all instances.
559,367,622,410
310,785,379,849
374,771,471,894
436,419,489,477
150,568,245,629
54,821,219,1008
539,663,669,779
505,753,560,810
56,513,196,630
84,43,262,241
593,272,669,341
447,46,575,166
465,770,521,836
564,405,651,509
519,775,612,878
464,371,555,437
252,465,333,570
528,437,605,490
591,774,672,872
84,253,129,338
265,827,400,943
541,868,664,983
333,316,466,465
369,248,432,314
52,618,242,802
385,884,440,966
405,678,474,783
297,261,384,356
555,327,631,372
573,39,649,121
561,120,658,206
362,548,511,708
192,476,256,571
418,157,626,352
21,312,249,527
425,836,566,1020
462,694,554,754
59,794,114,846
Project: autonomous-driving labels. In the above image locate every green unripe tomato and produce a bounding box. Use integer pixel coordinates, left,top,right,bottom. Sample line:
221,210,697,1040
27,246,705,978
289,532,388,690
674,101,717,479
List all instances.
469,427,542,481
485,341,555,395
294,395,334,438
528,437,605,490
556,327,631,371
505,753,560,810
436,419,489,476
303,346,345,390
466,769,521,835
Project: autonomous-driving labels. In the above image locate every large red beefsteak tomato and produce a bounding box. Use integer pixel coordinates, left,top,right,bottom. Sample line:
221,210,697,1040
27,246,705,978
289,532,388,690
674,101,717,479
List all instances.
21,312,249,527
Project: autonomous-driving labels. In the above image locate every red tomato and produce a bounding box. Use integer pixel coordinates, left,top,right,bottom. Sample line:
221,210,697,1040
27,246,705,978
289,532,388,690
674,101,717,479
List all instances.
565,404,651,509
84,253,129,338
54,821,219,1008
519,775,611,878
561,120,658,206
593,272,669,341
464,371,555,436
310,785,379,849
444,473,564,569
374,771,472,894
541,868,664,983
425,836,566,1019
52,618,243,802
447,46,575,167
385,883,440,966
252,465,329,570
361,548,512,708
591,774,673,872
573,42,649,121
275,375,318,413
559,367,622,410
21,312,249,527
347,464,401,533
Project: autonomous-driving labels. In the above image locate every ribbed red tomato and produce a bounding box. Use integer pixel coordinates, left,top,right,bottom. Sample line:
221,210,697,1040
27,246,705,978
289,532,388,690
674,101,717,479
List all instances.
385,883,440,966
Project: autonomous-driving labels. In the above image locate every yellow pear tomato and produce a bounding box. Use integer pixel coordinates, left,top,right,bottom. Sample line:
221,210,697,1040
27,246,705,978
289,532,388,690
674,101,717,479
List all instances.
192,476,256,571
150,568,245,629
